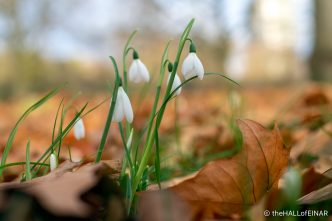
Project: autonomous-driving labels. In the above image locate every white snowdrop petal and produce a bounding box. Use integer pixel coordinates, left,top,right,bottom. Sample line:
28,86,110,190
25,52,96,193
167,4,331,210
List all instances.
112,90,124,122
129,60,139,82
129,59,150,83
182,53,205,80
182,53,197,80
193,55,205,80
168,73,182,96
50,153,57,171
120,87,134,123
138,60,150,82
174,74,182,95
74,118,85,140
181,54,191,78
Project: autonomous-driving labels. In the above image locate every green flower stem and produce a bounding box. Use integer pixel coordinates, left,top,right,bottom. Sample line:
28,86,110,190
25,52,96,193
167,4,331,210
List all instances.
122,31,137,147
51,98,64,145
145,41,171,146
122,30,137,92
131,19,195,200
31,103,88,174
95,56,121,163
118,123,134,177
25,140,32,181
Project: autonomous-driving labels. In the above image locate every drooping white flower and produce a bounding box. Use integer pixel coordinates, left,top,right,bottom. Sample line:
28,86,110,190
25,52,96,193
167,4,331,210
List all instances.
112,86,134,123
167,63,182,96
181,43,204,80
50,153,58,171
74,117,85,140
168,73,182,96
128,50,150,83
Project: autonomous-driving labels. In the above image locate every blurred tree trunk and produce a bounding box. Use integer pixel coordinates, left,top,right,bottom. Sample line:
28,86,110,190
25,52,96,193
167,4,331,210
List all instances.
311,0,332,81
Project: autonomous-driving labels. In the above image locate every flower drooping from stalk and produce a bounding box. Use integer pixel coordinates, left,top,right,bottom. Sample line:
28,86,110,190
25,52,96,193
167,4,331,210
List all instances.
128,50,150,83
74,117,85,140
112,86,134,123
50,153,58,171
181,42,204,80
167,63,182,96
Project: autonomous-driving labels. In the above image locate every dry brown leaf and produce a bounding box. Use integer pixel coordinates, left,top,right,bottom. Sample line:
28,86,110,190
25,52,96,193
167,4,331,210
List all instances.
169,119,290,219
301,167,332,196
0,161,123,220
299,183,332,205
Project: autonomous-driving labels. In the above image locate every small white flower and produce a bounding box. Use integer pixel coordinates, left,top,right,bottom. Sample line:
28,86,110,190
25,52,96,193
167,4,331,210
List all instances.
50,153,57,171
112,86,134,123
128,51,150,83
168,73,182,96
74,117,85,140
182,43,204,80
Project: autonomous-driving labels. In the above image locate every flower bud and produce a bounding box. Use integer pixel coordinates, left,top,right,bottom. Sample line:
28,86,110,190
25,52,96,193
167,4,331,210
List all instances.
74,117,85,140
112,86,134,123
50,153,58,171
128,50,150,83
181,42,204,80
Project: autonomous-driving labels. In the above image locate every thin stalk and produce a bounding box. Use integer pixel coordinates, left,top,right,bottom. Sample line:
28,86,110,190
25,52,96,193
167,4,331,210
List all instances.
120,128,134,178
52,98,64,144
122,30,138,92
154,129,161,189
132,19,195,200
25,140,32,181
57,104,65,158
0,162,49,170
0,86,63,177
31,103,88,172
118,123,134,175
95,56,121,163
67,145,73,162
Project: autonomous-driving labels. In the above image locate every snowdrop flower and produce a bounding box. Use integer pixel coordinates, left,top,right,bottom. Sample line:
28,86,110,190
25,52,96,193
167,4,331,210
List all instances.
128,50,150,83
74,117,85,140
181,43,204,80
50,153,57,171
112,86,134,123
167,63,182,96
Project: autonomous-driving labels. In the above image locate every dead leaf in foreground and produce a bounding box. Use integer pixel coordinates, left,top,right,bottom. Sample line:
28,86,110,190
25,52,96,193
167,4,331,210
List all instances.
0,160,124,221
168,119,290,219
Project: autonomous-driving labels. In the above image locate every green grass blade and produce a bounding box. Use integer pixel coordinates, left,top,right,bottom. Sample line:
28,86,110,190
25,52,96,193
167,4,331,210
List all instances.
118,123,133,172
57,104,65,157
52,98,64,144
31,103,88,172
25,140,32,181
95,56,121,163
0,86,62,177
154,129,161,189
0,162,49,171
132,19,195,200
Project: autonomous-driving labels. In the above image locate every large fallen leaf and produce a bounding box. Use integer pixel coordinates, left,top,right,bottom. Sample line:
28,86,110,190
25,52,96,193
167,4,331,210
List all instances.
169,119,290,219
0,160,124,220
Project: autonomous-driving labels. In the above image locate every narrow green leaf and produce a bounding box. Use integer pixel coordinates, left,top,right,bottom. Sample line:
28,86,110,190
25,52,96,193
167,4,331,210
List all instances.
0,86,62,177
95,56,121,163
31,103,88,173
25,140,32,181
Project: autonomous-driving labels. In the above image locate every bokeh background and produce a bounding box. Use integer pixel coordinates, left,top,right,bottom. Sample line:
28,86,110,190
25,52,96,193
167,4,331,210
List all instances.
0,0,331,99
